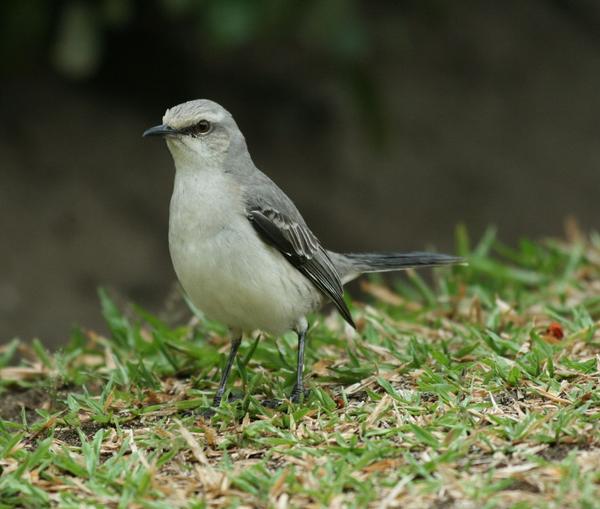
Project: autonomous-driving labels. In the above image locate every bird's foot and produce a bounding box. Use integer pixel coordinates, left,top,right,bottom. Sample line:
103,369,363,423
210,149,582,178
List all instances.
261,398,283,409
196,391,244,418
198,407,217,419
290,385,310,404
197,390,309,416
261,388,310,408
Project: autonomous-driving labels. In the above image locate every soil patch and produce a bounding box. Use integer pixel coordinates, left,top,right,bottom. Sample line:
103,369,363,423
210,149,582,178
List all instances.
0,387,52,423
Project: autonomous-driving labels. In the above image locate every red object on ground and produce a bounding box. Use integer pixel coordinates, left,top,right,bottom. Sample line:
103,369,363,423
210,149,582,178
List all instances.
546,322,564,340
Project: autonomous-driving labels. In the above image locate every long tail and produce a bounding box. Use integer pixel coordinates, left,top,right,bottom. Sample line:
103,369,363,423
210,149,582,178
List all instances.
330,251,465,284
344,251,463,272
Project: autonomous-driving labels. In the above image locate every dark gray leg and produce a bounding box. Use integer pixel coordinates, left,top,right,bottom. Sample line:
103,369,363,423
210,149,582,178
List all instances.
290,324,308,403
213,336,242,407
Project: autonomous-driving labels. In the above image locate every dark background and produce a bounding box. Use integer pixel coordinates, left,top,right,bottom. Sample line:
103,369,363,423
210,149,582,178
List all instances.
2,0,600,346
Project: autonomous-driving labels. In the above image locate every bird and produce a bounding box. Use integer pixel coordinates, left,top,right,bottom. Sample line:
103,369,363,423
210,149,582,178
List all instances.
143,99,463,408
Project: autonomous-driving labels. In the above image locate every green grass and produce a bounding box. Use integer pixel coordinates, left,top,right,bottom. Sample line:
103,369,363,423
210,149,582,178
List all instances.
1,227,599,508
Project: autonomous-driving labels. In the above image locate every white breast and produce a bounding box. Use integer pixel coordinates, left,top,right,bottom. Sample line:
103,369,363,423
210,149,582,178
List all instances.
168,165,319,335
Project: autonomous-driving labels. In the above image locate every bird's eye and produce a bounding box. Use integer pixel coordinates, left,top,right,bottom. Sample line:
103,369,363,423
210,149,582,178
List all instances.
193,120,212,136
179,119,212,137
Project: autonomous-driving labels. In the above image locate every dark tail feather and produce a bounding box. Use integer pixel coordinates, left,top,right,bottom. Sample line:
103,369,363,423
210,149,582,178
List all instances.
342,252,465,274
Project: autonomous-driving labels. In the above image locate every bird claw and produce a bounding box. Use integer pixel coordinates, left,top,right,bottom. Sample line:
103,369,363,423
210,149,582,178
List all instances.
261,398,283,409
196,391,245,418
197,407,217,419
290,385,310,404
196,389,309,418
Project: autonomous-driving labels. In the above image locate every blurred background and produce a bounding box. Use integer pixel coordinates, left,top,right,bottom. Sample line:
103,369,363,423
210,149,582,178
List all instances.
2,0,600,346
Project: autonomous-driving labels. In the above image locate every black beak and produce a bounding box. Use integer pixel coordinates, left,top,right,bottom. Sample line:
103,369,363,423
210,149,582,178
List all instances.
142,124,177,138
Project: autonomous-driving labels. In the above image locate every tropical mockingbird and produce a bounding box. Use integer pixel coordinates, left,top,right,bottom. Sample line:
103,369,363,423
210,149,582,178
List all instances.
143,99,462,407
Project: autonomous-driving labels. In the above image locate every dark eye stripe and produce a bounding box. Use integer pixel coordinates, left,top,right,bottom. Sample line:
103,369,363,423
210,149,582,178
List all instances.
181,120,212,137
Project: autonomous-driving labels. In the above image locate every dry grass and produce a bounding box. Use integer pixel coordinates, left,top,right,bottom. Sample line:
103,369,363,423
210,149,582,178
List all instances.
0,227,599,508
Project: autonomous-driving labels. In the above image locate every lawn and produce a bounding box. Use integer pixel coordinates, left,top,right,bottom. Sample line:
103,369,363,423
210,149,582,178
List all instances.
0,226,599,508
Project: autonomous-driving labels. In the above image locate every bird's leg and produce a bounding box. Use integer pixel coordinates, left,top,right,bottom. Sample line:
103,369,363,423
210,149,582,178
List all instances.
291,322,308,403
212,335,242,407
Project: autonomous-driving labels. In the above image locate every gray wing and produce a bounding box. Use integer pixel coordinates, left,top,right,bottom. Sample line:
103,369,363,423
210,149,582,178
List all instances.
244,174,355,328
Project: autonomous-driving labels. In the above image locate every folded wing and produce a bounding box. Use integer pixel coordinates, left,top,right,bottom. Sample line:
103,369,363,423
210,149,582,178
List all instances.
247,207,355,328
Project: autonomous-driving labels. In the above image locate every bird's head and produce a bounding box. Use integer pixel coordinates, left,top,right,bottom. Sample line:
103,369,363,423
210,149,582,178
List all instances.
143,99,246,168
